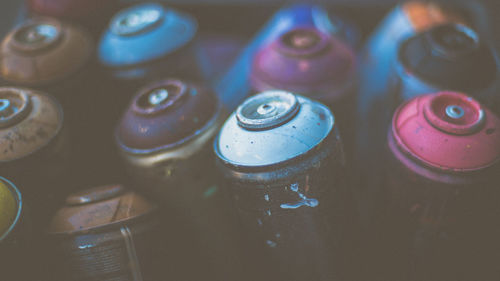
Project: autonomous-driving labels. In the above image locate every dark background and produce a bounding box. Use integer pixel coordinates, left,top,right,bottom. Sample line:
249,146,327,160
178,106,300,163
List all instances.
1,0,498,44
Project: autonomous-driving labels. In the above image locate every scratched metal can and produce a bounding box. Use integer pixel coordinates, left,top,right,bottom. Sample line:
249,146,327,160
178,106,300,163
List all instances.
0,87,69,220
115,78,241,280
0,177,31,281
216,3,359,111
250,26,357,157
380,91,500,280
214,90,351,281
26,0,119,35
46,184,163,281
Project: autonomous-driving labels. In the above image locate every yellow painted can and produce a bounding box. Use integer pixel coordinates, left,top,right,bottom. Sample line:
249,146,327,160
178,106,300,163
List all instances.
0,179,17,238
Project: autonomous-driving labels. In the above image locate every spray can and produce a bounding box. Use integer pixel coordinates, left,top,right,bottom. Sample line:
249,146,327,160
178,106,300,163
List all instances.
361,1,467,96
215,3,359,111
214,90,354,281
98,2,200,95
0,177,31,281
0,87,68,219
46,184,164,281
115,78,241,280
250,26,357,157
355,23,497,231
379,91,500,280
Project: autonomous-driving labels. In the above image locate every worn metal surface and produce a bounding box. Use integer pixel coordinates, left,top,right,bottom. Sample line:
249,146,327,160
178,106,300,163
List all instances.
47,184,162,281
0,87,63,162
215,91,353,281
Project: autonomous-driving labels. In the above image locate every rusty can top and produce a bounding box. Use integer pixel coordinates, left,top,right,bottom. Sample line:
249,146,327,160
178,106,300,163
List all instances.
402,1,466,32
27,0,118,22
0,87,63,162
250,27,356,102
116,79,219,153
0,17,93,86
47,184,157,234
0,177,22,242
391,91,500,172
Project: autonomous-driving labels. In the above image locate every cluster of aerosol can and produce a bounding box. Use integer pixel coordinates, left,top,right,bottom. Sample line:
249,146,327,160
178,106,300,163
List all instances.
0,0,499,281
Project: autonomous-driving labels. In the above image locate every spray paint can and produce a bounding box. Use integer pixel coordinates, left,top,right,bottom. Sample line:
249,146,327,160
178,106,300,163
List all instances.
360,1,467,96
214,91,353,281
98,2,200,96
115,78,241,280
0,177,31,281
0,87,68,220
355,23,497,230
46,184,164,281
0,17,94,104
215,3,359,111
0,17,101,187
379,91,500,280
26,0,119,35
250,26,357,157
356,2,469,196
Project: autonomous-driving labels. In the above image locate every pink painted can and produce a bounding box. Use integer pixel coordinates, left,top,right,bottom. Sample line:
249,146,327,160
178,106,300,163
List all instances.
383,91,500,280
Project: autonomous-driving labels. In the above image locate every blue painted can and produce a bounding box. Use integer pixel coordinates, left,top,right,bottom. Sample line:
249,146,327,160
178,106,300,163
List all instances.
98,2,200,82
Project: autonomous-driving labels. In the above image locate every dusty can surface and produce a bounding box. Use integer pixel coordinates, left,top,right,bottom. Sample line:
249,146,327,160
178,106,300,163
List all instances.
0,177,31,281
250,26,357,157
46,184,164,281
215,91,353,281
115,78,241,280
0,87,69,215
380,91,500,281
216,3,359,111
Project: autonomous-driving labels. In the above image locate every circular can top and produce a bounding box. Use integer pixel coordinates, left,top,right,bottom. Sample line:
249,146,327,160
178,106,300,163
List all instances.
116,79,219,153
250,27,356,103
27,0,117,21
0,17,93,86
391,91,500,172
399,23,496,92
402,1,466,32
216,90,335,167
47,184,157,234
0,177,22,242
98,3,197,67
0,87,63,162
